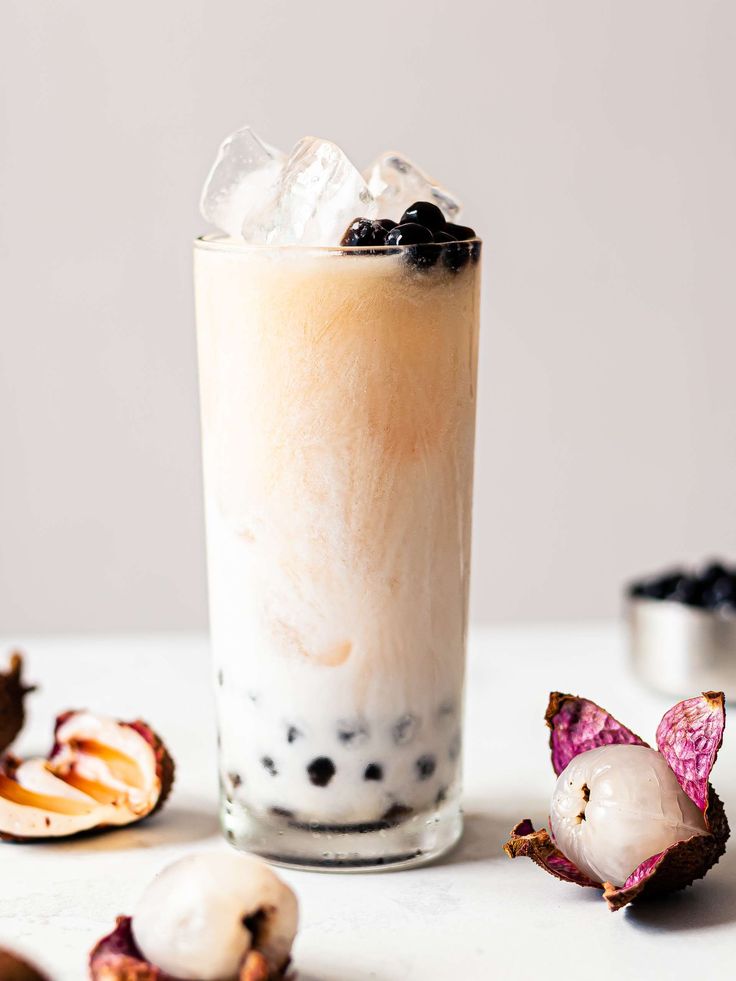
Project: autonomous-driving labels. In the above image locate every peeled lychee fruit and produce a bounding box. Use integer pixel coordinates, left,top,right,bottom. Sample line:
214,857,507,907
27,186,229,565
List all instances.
90,853,298,981
505,691,729,909
0,710,174,840
131,852,298,980
0,653,35,753
549,744,707,887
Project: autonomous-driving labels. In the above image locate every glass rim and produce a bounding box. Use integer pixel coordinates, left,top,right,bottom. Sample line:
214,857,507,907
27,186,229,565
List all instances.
194,232,482,255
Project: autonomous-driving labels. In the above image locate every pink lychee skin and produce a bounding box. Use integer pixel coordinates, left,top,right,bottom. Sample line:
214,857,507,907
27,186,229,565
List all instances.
656,692,726,812
616,852,662,891
89,915,292,981
546,693,647,777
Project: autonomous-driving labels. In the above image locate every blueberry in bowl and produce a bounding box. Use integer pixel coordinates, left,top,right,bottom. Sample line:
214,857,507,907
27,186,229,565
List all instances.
628,560,736,611
627,559,736,703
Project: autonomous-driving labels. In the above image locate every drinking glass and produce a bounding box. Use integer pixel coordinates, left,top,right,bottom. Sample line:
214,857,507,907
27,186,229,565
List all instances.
194,236,481,870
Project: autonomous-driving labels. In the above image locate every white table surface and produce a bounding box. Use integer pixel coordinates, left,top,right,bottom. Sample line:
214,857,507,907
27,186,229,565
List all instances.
0,625,733,981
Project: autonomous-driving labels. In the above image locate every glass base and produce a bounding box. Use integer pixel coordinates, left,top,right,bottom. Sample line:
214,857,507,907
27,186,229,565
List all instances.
220,794,463,872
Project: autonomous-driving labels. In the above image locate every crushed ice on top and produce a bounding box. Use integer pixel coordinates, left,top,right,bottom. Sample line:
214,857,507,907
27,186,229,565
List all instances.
200,128,462,246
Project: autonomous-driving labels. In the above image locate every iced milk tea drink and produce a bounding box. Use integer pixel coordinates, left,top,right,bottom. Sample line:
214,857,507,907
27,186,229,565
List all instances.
195,133,481,869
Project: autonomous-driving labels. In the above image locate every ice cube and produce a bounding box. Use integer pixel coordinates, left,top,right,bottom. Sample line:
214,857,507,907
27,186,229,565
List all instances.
364,152,461,222
200,126,285,240
268,137,377,246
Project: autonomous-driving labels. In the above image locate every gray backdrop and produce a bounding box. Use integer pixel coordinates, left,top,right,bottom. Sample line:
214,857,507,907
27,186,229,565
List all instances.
1,0,735,632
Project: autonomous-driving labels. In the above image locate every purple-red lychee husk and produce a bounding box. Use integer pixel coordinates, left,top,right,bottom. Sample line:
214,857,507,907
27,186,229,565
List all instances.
89,917,168,980
603,785,729,909
0,653,35,754
89,916,290,981
505,691,729,910
656,691,725,814
545,691,648,776
503,819,600,889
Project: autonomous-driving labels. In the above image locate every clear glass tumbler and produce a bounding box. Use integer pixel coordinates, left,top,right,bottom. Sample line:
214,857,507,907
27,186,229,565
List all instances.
194,235,481,870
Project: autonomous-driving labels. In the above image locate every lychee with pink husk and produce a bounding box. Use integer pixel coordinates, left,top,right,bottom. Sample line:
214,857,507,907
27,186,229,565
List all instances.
89,853,298,980
504,691,728,910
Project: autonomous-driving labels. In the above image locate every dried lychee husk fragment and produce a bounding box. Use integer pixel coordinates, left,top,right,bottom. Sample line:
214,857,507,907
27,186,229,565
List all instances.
90,922,283,981
504,690,729,910
0,710,174,841
0,948,49,981
89,917,164,980
90,853,298,981
0,653,35,753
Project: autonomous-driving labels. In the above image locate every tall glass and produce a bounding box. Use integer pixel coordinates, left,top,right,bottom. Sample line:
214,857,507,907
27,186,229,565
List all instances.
194,236,481,870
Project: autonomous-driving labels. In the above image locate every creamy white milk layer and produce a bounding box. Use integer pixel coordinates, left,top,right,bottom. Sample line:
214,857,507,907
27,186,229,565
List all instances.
195,241,480,824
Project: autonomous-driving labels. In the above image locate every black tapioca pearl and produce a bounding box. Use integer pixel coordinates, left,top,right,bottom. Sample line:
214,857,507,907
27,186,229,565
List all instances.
386,223,440,270
400,201,447,232
407,242,441,269
415,754,437,780
470,240,481,264
307,756,336,787
270,806,295,820
443,241,474,272
437,700,455,720
341,218,395,250
385,222,434,247
261,756,278,777
444,222,476,241
382,802,413,824
341,218,379,247
337,720,369,747
286,725,302,744
392,714,418,745
364,762,383,781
